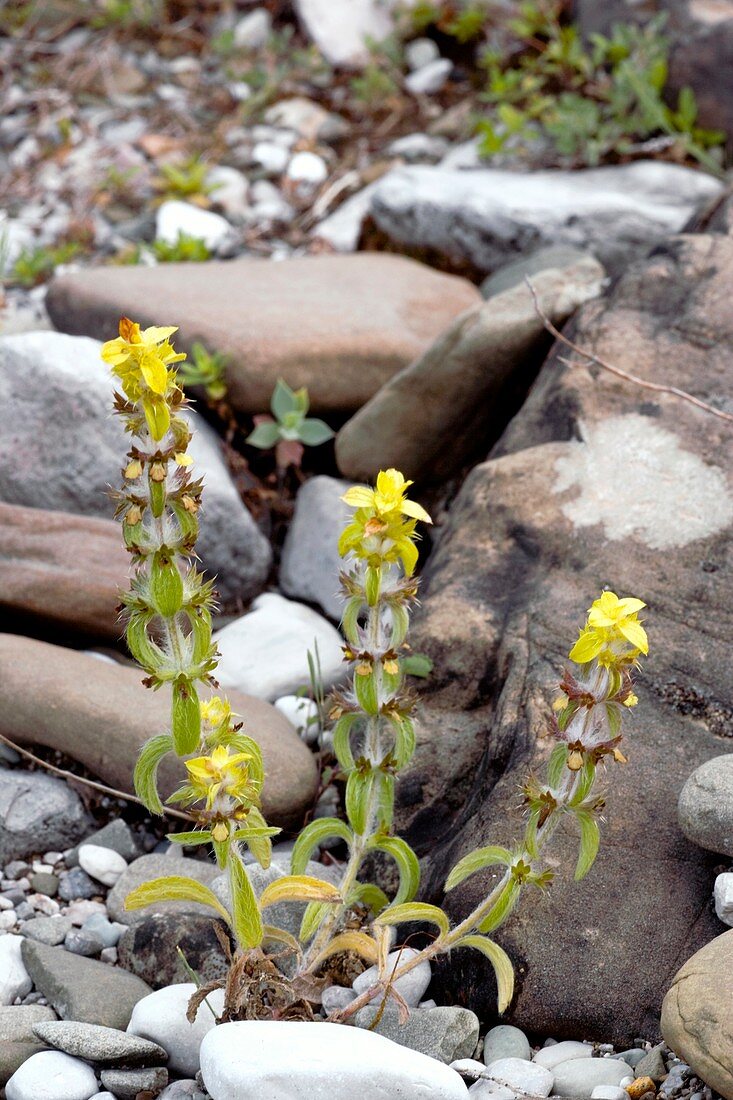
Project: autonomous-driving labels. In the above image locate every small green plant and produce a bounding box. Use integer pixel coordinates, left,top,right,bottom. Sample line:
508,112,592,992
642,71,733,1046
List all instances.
106,317,649,1026
476,6,724,171
9,242,82,288
154,158,216,204
350,63,401,110
246,380,334,470
90,0,161,29
176,342,228,403
153,233,211,264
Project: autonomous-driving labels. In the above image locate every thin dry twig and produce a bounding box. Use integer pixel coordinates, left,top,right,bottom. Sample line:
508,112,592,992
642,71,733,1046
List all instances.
0,731,195,822
526,277,733,426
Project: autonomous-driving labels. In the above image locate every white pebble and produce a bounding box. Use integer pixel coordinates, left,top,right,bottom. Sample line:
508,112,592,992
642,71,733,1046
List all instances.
30,894,60,916
155,200,231,251
252,141,290,175
714,872,733,926
533,1040,593,1069
592,1088,630,1100
0,894,14,910
485,1057,553,1097
469,1083,516,1099
274,695,320,744
78,845,127,887
43,853,63,866
127,983,226,1077
405,58,452,95
233,8,271,49
619,1076,634,1087
0,909,17,930
352,947,431,1007
405,37,440,71
0,935,31,1005
287,151,328,187
64,900,107,926
6,1050,98,1100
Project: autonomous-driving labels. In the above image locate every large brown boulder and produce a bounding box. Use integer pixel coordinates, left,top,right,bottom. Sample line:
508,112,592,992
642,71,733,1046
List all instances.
0,502,125,641
46,254,481,416
403,232,733,1044
0,635,319,829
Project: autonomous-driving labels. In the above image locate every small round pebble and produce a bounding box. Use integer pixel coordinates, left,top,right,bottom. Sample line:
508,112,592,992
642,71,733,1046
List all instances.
274,695,320,743
127,983,226,1077
0,934,32,1005
65,928,104,957
592,1088,630,1100
533,1040,593,1069
78,845,127,887
352,947,431,1007
483,1024,531,1064
552,1057,633,1097
322,985,356,1013
59,868,97,902
5,1049,99,1100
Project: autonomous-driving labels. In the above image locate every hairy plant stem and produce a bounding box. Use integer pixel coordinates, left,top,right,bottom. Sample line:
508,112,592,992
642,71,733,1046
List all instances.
299,580,386,975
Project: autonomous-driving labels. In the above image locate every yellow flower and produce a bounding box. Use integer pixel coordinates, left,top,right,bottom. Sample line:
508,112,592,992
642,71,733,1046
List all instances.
342,469,432,525
185,744,254,811
569,591,648,665
200,696,233,731
339,469,432,576
102,317,186,441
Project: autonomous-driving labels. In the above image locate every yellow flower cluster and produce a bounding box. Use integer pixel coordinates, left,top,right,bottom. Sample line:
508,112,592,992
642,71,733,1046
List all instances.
102,318,186,441
185,744,257,812
569,591,648,666
338,469,432,576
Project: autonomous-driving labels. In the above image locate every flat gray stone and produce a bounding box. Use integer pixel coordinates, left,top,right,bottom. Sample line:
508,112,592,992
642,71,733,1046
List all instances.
33,1020,167,1066
0,767,90,863
20,917,72,947
21,939,152,1029
354,1003,479,1064
100,1066,168,1098
106,854,220,926
370,161,723,276
678,755,733,856
0,331,271,604
117,911,229,988
480,245,597,299
279,476,352,619
0,1005,56,1086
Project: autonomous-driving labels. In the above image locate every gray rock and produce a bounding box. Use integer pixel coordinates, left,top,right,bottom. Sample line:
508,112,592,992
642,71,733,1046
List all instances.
614,1049,648,1070
634,1044,668,1083
678,755,733,856
106,854,220,926
28,872,58,897
534,1041,593,1069
32,1020,167,1066
405,58,452,95
354,1003,479,1063
0,331,271,604
117,911,229,988
64,928,105,957
66,821,140,867
81,914,125,949
127,983,226,1077
352,947,431,1007
0,768,90,863
0,1004,56,1086
480,245,598,299
714,872,733,927
485,1057,553,1095
293,0,393,68
551,1058,632,1096
279,476,353,618
100,1066,168,1097
21,939,152,1029
482,1024,531,1064
58,868,98,902
336,258,604,482
21,916,72,947
370,161,723,276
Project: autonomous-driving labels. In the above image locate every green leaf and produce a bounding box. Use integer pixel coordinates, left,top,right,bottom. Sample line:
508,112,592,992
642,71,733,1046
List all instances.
236,805,275,868
299,900,330,943
477,878,521,933
444,846,513,892
171,678,200,755
297,418,334,446
229,849,264,949
676,84,697,128
375,902,450,938
354,668,379,715
167,830,213,846
347,881,390,915
133,734,174,815
387,714,416,770
546,743,568,787
262,925,302,957
346,769,374,835
247,420,281,449
368,836,420,905
402,653,433,678
457,934,515,1012
271,378,298,420
291,818,353,875
124,876,231,924
308,931,379,971
332,714,359,770
574,809,601,880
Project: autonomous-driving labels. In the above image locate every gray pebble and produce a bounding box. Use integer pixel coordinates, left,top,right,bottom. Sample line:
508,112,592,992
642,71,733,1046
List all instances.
483,1024,531,1064
81,914,124,948
33,1019,167,1065
635,1043,668,1082
28,873,58,897
21,916,72,947
58,867,97,901
64,928,105,957
100,1065,168,1097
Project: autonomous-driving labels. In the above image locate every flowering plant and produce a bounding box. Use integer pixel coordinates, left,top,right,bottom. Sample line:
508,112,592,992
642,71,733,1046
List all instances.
106,317,648,1022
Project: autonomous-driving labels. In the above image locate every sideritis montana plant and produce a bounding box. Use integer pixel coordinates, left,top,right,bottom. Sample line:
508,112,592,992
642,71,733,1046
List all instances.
104,317,649,1022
